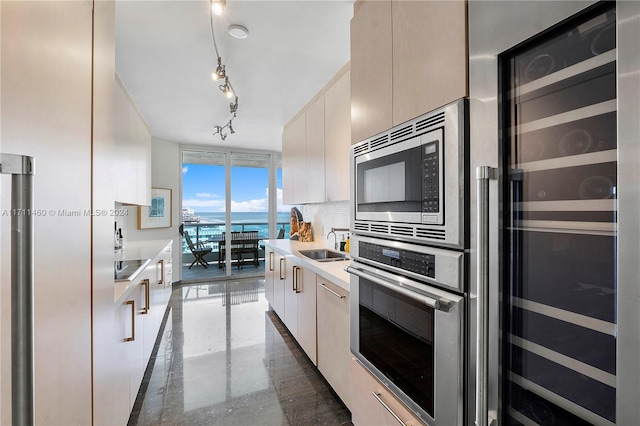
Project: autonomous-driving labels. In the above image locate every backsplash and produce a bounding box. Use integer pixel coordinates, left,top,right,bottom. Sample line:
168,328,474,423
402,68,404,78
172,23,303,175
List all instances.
301,201,350,247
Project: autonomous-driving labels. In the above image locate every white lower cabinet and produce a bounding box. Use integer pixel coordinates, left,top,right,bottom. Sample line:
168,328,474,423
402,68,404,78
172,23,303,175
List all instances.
271,253,287,318
115,242,173,420
294,262,317,365
116,279,147,413
351,358,422,426
283,258,317,364
317,277,351,408
264,247,276,303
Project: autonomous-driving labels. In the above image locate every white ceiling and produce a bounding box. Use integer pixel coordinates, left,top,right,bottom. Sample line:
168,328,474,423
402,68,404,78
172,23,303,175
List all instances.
115,0,354,153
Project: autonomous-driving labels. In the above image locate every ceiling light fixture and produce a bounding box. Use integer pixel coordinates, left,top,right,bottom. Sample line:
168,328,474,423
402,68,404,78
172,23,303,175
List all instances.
219,76,234,98
228,24,249,39
209,0,240,142
229,97,239,114
212,57,226,80
211,0,226,16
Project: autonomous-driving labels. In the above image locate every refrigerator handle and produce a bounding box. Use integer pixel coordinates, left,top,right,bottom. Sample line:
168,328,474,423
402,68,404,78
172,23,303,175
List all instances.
1,153,35,426
475,166,497,426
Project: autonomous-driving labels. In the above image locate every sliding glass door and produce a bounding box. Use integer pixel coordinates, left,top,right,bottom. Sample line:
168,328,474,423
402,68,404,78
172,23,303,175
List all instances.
181,149,285,281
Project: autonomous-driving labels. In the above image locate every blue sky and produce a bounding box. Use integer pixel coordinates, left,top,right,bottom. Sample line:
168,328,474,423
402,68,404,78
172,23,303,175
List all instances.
182,163,288,212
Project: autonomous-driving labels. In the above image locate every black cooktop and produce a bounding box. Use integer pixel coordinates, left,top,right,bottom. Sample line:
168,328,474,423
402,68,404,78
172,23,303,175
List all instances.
114,259,150,281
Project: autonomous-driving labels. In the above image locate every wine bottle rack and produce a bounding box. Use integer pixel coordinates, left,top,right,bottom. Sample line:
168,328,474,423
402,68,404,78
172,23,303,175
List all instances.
501,3,617,425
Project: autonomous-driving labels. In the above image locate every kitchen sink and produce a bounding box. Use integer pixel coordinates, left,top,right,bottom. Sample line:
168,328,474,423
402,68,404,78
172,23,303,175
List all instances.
298,249,348,262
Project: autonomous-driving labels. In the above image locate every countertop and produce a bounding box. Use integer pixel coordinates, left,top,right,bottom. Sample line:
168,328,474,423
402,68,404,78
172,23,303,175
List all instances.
114,239,172,304
262,239,351,292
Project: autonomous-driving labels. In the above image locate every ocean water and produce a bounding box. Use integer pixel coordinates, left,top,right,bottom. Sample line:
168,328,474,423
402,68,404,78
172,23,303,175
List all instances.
182,211,290,248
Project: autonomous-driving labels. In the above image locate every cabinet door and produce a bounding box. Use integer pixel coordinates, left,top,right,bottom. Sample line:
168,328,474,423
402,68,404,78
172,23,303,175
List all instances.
264,247,275,305
305,93,326,203
114,298,136,425
127,285,146,409
283,260,299,336
351,359,421,426
296,266,317,365
114,77,151,205
272,254,287,318
392,0,467,125
317,278,350,407
282,112,306,204
350,0,393,143
325,69,351,202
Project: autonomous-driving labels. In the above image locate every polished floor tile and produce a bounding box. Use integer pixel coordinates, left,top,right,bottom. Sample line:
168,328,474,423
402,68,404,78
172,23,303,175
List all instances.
130,279,352,426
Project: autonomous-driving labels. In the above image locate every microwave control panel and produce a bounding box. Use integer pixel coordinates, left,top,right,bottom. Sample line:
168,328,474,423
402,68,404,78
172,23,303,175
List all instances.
359,241,435,278
422,141,440,213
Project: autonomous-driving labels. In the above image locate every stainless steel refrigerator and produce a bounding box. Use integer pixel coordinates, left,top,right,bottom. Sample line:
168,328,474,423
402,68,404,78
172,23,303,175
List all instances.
468,1,640,425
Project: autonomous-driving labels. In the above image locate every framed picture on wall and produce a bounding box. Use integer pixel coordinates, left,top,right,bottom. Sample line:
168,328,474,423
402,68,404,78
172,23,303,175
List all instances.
138,187,172,229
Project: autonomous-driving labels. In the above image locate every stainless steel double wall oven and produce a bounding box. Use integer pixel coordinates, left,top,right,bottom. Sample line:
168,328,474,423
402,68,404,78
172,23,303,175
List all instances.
348,98,469,426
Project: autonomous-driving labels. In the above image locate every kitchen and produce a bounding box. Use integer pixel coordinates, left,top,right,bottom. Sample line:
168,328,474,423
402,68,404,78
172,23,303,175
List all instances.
1,1,639,425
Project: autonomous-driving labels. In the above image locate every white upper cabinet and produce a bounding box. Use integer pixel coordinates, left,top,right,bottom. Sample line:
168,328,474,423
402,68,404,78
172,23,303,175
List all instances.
282,63,351,204
114,76,151,206
324,69,351,202
351,0,468,142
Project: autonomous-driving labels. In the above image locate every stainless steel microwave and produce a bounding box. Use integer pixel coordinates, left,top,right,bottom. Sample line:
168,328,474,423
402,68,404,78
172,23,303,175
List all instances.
350,98,468,249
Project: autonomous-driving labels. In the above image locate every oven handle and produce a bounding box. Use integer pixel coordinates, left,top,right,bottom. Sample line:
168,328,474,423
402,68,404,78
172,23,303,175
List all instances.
346,265,451,311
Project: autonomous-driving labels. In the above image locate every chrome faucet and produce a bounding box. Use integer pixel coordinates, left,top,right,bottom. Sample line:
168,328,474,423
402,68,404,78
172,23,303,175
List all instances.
326,227,350,250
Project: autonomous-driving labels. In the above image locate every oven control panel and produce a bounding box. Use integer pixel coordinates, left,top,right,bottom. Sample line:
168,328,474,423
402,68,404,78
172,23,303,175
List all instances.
422,141,440,213
359,241,435,278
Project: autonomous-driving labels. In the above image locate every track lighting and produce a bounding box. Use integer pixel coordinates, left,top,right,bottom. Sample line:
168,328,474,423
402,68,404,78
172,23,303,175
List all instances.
209,0,240,140
219,76,234,98
212,116,236,141
212,0,226,16
212,57,226,81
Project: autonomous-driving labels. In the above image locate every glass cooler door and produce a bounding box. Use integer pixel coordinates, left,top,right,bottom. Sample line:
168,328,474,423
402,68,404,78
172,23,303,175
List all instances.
500,3,617,425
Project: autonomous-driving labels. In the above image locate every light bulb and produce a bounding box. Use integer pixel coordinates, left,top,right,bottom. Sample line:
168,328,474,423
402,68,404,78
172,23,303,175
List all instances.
225,87,234,98
212,0,225,16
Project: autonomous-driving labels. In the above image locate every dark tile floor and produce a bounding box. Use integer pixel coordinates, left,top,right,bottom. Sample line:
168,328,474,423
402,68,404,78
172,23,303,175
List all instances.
129,279,352,426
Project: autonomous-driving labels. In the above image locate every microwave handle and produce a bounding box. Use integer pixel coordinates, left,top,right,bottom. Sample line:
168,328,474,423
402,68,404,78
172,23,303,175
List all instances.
345,265,453,311
475,166,497,426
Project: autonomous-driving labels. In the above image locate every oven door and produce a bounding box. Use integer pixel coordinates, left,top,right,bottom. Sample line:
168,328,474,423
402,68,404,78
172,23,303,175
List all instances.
354,129,443,225
347,261,464,426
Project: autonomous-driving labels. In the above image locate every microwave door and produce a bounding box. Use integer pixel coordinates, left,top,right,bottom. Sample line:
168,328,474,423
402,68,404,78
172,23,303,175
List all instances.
355,130,443,225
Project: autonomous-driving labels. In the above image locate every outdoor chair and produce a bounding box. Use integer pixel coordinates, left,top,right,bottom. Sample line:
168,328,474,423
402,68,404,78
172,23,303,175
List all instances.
184,230,212,269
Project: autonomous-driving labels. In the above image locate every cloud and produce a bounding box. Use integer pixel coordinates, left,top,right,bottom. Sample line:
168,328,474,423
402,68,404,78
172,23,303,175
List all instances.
182,199,225,211
182,166,189,174
195,192,217,198
184,186,293,213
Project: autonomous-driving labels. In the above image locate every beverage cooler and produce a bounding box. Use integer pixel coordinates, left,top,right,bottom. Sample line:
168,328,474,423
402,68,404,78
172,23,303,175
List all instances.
469,1,640,425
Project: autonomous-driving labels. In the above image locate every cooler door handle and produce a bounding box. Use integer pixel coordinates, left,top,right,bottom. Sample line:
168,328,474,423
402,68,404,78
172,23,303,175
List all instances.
475,166,497,426
2,153,35,426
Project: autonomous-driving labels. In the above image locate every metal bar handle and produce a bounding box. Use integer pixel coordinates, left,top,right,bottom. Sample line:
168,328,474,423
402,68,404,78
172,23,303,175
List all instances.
346,265,441,309
125,300,135,342
158,259,164,285
475,166,497,426
279,257,285,280
140,279,150,315
2,153,35,426
371,392,407,426
295,266,301,293
319,283,345,299
292,266,297,292
269,251,275,271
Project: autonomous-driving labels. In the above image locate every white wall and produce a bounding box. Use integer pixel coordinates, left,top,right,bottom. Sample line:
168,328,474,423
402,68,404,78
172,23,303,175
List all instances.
119,136,182,281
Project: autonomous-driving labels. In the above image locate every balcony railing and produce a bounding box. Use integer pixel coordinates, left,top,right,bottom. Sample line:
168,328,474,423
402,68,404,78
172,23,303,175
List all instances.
182,221,289,254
